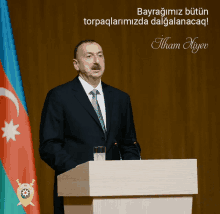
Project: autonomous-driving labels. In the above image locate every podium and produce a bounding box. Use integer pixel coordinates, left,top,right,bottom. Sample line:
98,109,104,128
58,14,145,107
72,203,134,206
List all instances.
57,159,198,214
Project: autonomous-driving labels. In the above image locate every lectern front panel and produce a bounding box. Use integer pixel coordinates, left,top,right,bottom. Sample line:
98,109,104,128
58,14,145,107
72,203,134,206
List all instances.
63,196,192,214
93,197,192,214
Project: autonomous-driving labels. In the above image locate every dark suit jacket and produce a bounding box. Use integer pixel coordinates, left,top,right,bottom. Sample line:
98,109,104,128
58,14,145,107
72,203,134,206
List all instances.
39,76,141,214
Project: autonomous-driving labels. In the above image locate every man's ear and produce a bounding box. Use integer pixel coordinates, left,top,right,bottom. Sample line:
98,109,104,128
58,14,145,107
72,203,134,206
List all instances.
73,59,79,71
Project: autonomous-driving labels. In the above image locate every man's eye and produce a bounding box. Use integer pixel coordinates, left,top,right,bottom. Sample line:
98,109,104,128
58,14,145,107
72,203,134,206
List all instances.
98,54,103,57
86,55,91,58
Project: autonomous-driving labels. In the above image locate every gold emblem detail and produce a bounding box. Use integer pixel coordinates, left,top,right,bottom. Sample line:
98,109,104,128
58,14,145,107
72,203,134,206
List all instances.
16,179,35,207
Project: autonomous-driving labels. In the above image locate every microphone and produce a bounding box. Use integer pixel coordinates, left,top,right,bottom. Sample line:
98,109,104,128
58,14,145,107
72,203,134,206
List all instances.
134,141,142,160
114,142,122,160
114,141,141,160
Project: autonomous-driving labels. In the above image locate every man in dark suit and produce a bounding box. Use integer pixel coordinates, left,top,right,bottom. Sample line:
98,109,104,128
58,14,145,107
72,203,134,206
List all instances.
39,40,141,214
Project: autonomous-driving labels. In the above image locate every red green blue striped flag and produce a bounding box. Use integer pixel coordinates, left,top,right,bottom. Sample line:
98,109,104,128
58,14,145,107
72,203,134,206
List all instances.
0,0,40,213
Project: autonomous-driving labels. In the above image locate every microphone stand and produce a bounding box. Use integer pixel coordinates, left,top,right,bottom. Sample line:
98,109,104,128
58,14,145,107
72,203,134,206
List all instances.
134,141,142,160
115,141,141,160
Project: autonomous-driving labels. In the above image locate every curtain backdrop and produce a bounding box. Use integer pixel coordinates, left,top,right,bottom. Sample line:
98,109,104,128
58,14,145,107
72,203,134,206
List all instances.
7,0,219,213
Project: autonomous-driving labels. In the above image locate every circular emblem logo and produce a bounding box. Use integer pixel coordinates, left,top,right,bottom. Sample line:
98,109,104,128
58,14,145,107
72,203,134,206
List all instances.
21,188,30,199
16,179,35,207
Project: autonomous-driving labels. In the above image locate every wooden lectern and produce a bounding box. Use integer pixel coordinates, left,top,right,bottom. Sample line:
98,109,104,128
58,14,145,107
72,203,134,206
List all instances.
57,159,198,214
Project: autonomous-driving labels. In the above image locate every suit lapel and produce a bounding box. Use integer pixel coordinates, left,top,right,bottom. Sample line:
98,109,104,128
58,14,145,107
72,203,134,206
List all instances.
102,82,114,138
71,77,114,137
71,77,103,131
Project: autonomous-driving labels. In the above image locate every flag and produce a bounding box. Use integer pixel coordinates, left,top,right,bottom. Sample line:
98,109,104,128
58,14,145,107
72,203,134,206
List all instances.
0,0,40,213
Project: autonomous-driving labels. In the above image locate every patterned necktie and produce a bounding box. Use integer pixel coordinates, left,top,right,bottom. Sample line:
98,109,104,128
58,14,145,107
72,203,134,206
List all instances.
90,89,106,134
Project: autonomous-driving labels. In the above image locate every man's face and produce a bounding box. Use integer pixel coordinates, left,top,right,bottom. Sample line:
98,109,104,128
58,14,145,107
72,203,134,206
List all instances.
74,42,105,80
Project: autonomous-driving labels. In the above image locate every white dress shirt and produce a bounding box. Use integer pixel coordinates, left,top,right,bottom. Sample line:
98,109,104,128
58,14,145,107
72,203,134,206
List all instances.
78,76,107,129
